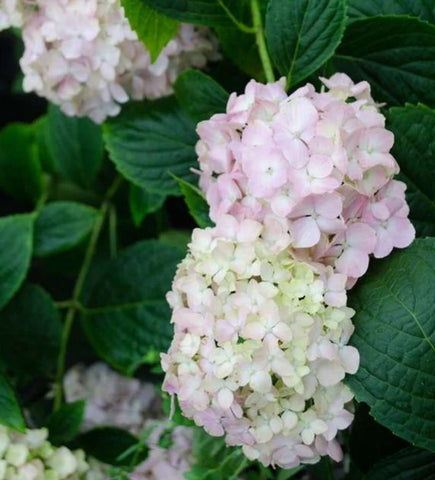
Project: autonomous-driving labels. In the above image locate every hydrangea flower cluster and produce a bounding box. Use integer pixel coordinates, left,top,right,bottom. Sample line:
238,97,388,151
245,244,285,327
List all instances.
162,215,359,468
0,0,219,122
64,362,160,435
131,422,193,480
162,74,415,468
64,362,195,480
196,74,415,282
0,425,96,480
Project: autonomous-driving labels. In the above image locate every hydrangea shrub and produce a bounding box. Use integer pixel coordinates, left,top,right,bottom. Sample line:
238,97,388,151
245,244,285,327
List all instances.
0,0,433,479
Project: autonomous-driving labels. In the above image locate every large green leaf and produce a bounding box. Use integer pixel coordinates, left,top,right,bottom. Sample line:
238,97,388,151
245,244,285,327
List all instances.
77,427,147,467
174,70,229,123
121,0,179,62
104,98,198,196
362,447,435,480
46,105,104,188
347,238,435,451
335,16,435,107
0,123,42,204
348,0,435,24
141,0,231,26
265,0,347,85
82,240,184,374
387,104,435,237
0,284,62,377
0,375,25,432
46,400,86,446
0,214,34,309
34,201,100,257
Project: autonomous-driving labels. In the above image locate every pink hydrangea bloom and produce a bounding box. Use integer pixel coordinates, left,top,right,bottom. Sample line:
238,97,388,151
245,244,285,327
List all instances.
9,0,219,122
64,362,160,435
131,422,193,480
197,74,415,282
64,363,196,479
162,215,358,468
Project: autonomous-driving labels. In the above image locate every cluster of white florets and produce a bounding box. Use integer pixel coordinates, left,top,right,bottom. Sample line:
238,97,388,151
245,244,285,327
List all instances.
196,74,415,283
0,0,219,122
64,362,195,480
162,215,359,468
0,0,27,30
0,426,94,480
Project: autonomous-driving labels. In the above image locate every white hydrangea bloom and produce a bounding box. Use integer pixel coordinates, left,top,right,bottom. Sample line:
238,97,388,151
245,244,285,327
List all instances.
64,362,160,435
0,0,26,30
15,0,219,122
162,214,359,468
0,426,97,480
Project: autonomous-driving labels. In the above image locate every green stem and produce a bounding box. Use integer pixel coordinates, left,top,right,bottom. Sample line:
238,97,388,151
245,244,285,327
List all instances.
53,176,123,411
216,0,256,33
250,0,275,83
325,457,336,480
109,205,118,260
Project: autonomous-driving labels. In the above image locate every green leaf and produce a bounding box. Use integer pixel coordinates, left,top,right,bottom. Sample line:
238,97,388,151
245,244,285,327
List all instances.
335,16,435,107
265,0,347,86
159,229,191,250
46,400,86,446
104,98,198,197
0,284,62,377
46,105,104,188
34,116,56,174
0,375,25,432
362,447,435,480
0,123,42,204
215,27,265,81
347,238,435,452
348,0,435,24
34,201,100,257
387,104,435,237
121,0,179,62
129,184,166,227
141,0,231,26
186,430,248,480
82,240,184,374
173,175,213,228
77,427,147,467
0,214,34,309
174,70,229,123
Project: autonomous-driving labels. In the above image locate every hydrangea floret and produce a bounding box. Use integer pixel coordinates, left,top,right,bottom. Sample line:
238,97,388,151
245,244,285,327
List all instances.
0,425,96,480
0,0,219,122
162,215,359,468
196,74,415,283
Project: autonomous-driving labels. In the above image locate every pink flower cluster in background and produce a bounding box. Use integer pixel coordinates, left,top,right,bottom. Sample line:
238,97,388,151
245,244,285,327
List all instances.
64,363,195,480
162,75,415,468
0,0,219,122
197,74,415,283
